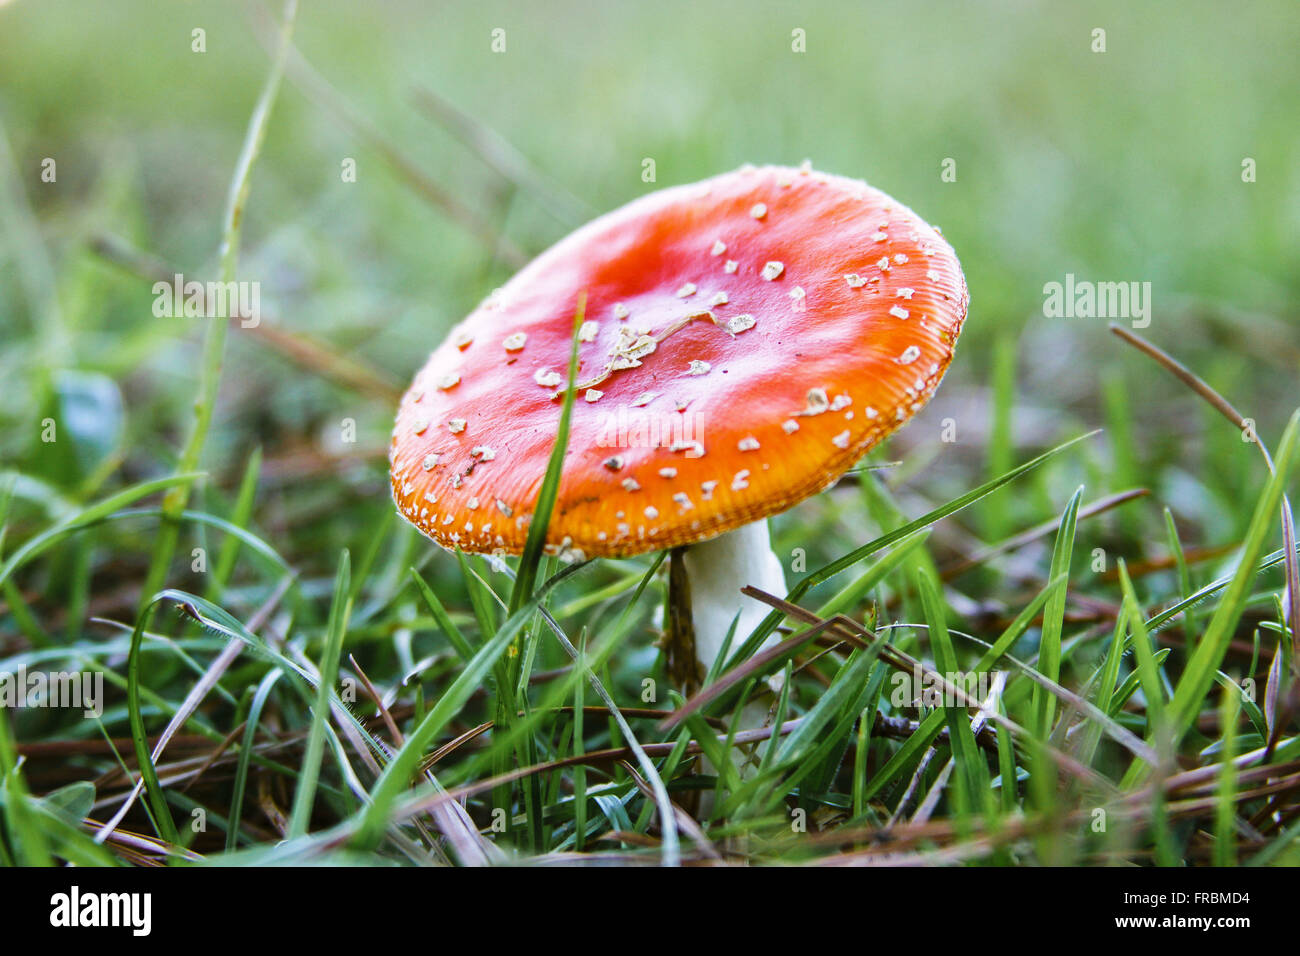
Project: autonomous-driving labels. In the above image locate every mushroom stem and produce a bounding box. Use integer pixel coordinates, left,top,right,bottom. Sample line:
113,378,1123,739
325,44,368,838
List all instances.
681,519,786,682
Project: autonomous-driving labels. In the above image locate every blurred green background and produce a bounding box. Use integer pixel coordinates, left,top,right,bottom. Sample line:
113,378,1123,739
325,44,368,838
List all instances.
1,0,1297,581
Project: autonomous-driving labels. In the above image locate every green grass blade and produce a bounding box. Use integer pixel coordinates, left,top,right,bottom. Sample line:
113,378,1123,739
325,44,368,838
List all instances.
0,473,203,590
985,335,1017,539
777,644,882,765
918,567,991,816
1214,681,1240,866
508,294,585,616
351,561,585,849
126,601,181,845
208,446,262,597
1117,560,1167,738
1033,486,1082,738
225,668,284,852
410,567,475,663
730,431,1098,666
139,0,299,614
975,574,1067,672
288,549,352,838
860,709,946,804
456,549,502,637
1163,410,1298,748
0,701,53,865
1163,506,1197,648
1076,612,1132,766
815,529,931,619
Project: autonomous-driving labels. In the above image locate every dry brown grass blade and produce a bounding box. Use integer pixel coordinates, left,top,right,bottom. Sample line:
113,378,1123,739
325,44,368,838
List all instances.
409,86,594,228
89,739,299,805
179,721,246,795
380,719,805,836
1095,542,1238,581
83,818,203,865
941,488,1149,579
246,8,530,268
419,706,728,774
792,757,1300,865
239,321,405,404
350,654,404,746
619,761,722,863
422,721,494,771
17,734,213,759
89,233,405,404
657,612,851,731
349,656,497,865
349,656,446,860
257,773,290,839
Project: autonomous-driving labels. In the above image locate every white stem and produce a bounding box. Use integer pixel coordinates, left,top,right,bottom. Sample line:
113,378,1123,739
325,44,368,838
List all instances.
682,520,787,780
681,519,787,676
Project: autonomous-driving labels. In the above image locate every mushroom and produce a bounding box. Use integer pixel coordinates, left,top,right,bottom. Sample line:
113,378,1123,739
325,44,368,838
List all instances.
389,163,968,708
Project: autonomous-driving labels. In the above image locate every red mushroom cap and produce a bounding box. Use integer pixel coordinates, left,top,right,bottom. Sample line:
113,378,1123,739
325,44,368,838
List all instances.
390,163,968,560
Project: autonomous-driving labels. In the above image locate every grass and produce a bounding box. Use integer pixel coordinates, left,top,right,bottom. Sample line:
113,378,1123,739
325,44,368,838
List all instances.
1,0,1298,867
